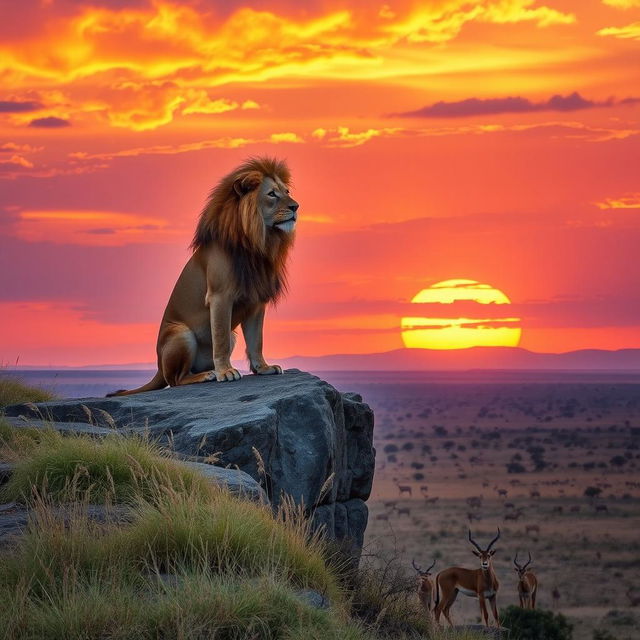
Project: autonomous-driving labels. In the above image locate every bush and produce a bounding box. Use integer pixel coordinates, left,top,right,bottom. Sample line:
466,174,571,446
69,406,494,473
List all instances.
506,462,527,474
500,605,573,640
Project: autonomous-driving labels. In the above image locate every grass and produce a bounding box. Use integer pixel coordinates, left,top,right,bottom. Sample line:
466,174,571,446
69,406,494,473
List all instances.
0,373,56,409
0,378,489,639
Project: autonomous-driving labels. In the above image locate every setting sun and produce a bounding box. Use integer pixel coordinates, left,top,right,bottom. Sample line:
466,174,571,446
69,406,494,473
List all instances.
401,279,522,350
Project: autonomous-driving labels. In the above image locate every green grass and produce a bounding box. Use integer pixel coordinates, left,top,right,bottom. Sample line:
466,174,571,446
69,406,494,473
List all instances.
0,378,482,639
0,373,56,409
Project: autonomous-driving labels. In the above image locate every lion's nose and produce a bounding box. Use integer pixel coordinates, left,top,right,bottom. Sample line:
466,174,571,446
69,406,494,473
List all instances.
288,201,299,213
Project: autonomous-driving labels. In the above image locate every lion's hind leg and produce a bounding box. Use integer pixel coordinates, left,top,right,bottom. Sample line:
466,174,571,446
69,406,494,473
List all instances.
160,324,214,387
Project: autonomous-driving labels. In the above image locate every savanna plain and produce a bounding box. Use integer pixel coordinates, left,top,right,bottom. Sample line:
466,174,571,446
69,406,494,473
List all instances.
324,371,640,640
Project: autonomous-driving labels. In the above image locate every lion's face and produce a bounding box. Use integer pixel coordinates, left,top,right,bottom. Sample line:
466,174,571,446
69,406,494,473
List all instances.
258,176,299,234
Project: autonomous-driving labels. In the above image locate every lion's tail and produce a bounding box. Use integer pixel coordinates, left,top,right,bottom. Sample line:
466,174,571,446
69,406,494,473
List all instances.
106,370,166,397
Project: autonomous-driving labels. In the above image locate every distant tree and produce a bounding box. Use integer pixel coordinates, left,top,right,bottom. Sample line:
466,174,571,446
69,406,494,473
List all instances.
584,486,602,499
433,426,448,437
507,462,527,474
401,442,414,451
383,444,398,453
500,606,572,640
413,472,425,481
609,455,627,467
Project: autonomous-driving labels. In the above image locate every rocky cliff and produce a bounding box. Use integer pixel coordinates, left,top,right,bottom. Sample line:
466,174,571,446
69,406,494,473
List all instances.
4,370,375,552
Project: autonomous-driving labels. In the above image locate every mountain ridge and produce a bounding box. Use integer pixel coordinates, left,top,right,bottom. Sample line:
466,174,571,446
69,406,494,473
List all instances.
5,347,640,371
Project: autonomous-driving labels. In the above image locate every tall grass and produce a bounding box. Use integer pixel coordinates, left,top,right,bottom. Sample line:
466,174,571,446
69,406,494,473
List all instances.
0,373,55,409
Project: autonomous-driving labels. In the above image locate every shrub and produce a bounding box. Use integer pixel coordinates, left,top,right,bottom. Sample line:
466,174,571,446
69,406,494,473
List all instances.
500,605,573,640
506,462,527,474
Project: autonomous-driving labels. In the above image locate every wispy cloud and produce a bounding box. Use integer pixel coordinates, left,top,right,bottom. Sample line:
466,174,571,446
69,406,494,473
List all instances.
595,193,640,209
28,116,70,128
597,21,640,39
8,209,185,246
393,92,640,118
0,100,42,112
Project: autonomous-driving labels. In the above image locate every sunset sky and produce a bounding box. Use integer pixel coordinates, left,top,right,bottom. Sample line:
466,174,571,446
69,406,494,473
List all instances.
1,0,639,366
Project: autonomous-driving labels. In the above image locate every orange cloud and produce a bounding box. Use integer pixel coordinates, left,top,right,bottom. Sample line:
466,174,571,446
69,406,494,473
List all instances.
595,193,640,209
10,209,184,246
0,1,582,131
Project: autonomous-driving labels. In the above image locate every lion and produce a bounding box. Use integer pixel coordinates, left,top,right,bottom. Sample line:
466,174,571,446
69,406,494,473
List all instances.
107,156,298,396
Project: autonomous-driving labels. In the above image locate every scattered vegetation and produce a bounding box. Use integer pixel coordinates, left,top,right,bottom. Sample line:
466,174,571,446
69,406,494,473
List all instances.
500,605,573,640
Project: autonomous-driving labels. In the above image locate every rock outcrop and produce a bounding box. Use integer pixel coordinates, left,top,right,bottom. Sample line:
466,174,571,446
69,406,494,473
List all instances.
4,370,375,552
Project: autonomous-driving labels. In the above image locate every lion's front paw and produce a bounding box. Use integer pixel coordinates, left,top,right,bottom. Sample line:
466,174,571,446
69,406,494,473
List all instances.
254,364,283,376
215,367,242,382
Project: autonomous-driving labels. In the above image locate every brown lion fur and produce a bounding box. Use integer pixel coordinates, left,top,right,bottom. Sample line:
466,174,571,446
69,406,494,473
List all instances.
106,156,298,396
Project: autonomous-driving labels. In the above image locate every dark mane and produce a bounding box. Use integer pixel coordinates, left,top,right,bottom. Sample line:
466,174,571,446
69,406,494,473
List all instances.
191,156,294,304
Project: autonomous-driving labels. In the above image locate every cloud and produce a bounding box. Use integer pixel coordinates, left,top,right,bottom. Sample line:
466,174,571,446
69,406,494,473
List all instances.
394,92,640,118
597,21,640,39
0,0,575,130
28,116,70,128
8,209,185,246
602,0,640,8
0,100,42,112
595,193,640,209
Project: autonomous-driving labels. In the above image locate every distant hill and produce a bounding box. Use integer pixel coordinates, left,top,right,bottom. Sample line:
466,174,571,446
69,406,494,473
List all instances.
279,347,640,371
6,347,640,372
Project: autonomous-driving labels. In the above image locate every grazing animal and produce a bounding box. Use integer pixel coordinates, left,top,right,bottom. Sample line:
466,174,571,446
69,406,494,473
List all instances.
107,157,298,395
525,524,540,536
504,508,525,522
467,512,481,522
397,507,411,517
466,496,483,508
434,528,501,628
375,513,389,521
626,588,640,607
595,504,609,514
514,552,538,609
398,484,412,496
530,490,541,499
413,559,437,614
497,489,508,498
426,497,439,504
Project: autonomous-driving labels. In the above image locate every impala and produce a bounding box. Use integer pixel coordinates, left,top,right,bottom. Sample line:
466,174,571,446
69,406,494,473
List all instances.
434,528,501,627
412,559,437,614
514,551,538,609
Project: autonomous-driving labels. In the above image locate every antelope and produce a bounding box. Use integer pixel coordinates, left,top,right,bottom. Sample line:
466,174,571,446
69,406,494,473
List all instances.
398,484,412,496
413,559,436,614
434,528,501,627
626,587,640,607
397,506,411,517
514,552,538,609
525,524,540,536
504,508,525,522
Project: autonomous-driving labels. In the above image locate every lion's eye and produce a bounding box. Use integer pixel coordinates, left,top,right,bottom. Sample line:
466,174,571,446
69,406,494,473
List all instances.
268,190,277,198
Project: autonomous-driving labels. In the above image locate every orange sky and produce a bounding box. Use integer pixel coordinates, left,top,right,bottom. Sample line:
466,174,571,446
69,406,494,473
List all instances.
1,0,639,366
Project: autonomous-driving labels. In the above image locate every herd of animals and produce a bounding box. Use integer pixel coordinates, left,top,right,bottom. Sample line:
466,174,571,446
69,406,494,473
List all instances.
412,528,537,628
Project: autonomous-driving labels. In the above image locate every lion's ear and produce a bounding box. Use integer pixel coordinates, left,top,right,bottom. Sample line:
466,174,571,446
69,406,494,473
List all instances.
233,171,263,196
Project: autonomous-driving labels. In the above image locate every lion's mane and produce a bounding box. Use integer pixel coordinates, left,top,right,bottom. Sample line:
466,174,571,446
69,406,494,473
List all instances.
191,156,294,304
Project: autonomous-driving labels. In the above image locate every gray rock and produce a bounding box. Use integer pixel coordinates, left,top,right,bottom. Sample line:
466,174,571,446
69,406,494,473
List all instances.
0,463,15,486
294,589,330,610
4,370,375,551
179,461,267,503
